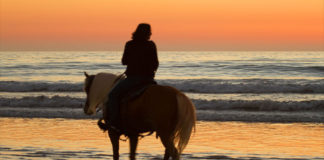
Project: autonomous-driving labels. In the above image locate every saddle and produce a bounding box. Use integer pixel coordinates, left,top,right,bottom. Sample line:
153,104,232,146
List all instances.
121,79,157,105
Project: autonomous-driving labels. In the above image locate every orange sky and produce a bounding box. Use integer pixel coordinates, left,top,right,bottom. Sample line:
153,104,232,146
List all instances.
0,0,323,51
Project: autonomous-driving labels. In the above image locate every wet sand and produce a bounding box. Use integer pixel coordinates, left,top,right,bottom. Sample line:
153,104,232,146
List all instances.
0,118,323,159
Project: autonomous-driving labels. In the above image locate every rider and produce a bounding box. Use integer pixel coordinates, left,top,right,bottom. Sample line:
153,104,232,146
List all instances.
106,23,159,131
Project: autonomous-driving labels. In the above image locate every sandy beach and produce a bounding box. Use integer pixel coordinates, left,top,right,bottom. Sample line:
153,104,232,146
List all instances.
0,118,323,159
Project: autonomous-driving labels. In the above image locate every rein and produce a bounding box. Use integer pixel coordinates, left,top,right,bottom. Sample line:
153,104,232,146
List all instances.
109,73,126,93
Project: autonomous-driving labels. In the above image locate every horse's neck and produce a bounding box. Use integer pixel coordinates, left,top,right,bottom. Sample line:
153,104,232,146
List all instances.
88,73,119,112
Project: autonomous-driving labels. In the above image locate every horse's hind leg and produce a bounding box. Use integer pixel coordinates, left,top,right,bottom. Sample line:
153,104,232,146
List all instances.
160,135,179,160
129,134,138,160
108,130,120,160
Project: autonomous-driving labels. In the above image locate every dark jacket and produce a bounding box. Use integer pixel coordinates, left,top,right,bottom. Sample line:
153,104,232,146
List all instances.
122,40,159,77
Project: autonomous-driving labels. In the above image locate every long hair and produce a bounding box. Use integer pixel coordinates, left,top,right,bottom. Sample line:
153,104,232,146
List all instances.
132,23,151,41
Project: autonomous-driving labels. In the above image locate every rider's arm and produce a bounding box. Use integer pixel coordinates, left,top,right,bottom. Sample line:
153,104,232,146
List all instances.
122,42,130,65
151,41,159,71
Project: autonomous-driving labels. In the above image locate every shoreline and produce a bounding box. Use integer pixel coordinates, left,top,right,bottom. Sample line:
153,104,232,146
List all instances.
1,107,323,123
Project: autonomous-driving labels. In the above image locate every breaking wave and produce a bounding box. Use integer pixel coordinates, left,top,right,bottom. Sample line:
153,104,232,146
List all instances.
1,79,324,93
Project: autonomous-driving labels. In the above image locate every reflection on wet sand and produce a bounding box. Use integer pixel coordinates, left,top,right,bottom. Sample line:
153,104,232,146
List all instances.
0,118,323,159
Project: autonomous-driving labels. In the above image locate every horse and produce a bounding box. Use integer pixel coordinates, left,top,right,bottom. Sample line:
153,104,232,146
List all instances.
83,72,196,160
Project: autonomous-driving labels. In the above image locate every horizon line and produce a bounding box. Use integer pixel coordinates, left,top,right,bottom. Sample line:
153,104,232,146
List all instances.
1,49,324,52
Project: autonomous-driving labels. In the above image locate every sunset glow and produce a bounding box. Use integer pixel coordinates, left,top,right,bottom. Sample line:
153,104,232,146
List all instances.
1,0,323,50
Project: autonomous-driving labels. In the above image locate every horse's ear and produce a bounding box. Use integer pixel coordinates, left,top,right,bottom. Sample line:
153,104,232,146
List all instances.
84,72,89,78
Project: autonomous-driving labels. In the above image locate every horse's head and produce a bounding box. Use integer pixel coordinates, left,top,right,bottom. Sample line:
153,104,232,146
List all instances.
83,72,122,115
83,72,96,115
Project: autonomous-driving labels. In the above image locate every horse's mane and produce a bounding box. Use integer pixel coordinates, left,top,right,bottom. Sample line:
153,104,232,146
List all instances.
84,75,95,94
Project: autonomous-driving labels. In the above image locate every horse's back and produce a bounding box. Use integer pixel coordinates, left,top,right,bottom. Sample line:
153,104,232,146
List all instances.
145,85,179,116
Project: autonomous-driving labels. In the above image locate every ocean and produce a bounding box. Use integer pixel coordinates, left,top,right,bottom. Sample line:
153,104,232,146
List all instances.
0,51,323,159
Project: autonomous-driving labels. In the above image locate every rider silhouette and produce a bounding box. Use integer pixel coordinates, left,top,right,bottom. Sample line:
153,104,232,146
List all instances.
106,23,159,131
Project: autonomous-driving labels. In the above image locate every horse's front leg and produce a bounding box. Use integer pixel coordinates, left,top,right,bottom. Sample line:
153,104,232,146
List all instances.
129,134,139,160
108,130,121,160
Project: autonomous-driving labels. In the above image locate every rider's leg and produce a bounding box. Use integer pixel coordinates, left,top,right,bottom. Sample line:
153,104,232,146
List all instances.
106,77,141,128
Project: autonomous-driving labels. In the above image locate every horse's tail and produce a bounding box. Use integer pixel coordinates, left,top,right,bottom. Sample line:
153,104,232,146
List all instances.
173,92,196,154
